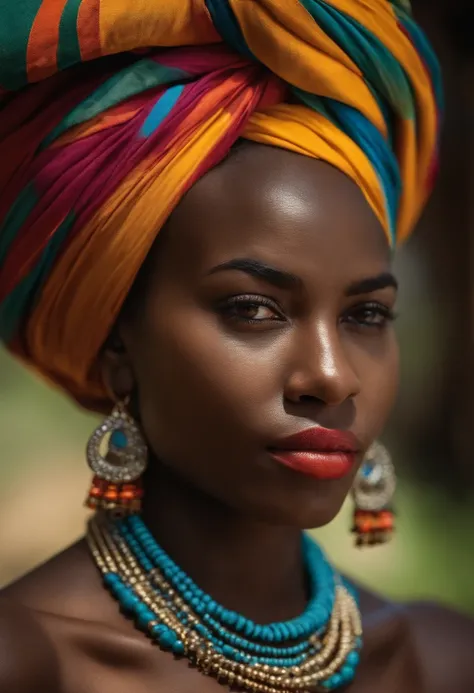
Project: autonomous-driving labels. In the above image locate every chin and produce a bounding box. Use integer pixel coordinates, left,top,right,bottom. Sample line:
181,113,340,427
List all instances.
244,486,349,530
236,453,358,529
281,501,345,530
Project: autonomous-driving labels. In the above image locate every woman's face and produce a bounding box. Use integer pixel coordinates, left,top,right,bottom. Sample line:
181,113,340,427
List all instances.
112,144,399,529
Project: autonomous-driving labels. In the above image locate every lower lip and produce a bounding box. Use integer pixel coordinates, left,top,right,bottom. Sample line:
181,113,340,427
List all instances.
269,450,355,480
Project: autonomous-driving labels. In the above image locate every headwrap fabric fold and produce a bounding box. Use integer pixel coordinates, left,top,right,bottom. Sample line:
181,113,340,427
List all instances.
0,0,442,410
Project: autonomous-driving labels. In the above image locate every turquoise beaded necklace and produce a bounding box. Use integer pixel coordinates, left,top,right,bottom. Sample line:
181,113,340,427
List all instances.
87,513,362,692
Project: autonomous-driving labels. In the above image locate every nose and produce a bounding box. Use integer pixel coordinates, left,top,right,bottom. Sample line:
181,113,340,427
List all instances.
284,319,361,407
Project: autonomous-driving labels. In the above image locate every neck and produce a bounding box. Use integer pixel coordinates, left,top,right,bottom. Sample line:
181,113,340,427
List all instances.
141,464,309,624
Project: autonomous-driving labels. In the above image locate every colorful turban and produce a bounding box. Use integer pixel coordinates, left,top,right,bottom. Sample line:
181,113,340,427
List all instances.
0,0,442,411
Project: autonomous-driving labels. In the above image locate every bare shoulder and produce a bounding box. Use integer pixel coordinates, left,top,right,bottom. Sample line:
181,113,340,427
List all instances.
0,596,61,693
355,582,474,692
407,601,474,692
0,538,109,693
0,540,156,693
2,538,117,623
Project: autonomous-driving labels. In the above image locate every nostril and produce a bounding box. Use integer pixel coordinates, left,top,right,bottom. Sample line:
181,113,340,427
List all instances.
299,394,320,404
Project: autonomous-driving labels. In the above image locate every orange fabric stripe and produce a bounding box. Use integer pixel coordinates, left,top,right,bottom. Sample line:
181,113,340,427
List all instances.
99,0,219,55
394,120,417,241
231,0,386,136
26,0,69,82
77,0,102,61
51,111,133,146
49,106,138,148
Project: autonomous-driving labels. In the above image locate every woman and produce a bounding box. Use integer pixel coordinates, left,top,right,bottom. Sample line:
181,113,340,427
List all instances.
0,1,473,691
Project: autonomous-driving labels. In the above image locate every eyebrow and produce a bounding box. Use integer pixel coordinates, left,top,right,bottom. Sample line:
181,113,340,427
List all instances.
208,259,398,295
345,273,398,296
208,258,301,290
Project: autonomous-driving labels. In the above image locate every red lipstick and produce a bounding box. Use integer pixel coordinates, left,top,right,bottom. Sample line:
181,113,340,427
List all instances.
269,427,358,480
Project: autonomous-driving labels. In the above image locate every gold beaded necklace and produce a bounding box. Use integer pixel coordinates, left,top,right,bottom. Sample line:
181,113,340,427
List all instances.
87,513,362,693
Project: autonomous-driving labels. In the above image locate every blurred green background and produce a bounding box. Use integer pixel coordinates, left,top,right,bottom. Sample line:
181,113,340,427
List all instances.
1,1,473,614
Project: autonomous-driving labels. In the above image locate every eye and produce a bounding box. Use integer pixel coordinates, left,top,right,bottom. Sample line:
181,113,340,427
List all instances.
218,294,285,325
342,302,396,329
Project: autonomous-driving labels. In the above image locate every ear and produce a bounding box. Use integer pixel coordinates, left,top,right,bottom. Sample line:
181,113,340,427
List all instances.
100,329,136,402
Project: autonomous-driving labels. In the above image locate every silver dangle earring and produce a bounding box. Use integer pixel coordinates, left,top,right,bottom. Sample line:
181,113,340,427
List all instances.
351,441,396,547
85,398,148,514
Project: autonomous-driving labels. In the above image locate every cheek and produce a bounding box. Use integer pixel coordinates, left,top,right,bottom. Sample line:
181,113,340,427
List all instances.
356,335,399,442
130,309,284,460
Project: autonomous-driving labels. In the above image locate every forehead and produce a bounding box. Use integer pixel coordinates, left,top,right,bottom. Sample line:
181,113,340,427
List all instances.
162,144,390,280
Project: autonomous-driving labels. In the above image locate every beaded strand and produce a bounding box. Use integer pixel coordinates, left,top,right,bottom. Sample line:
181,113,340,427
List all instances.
87,513,362,692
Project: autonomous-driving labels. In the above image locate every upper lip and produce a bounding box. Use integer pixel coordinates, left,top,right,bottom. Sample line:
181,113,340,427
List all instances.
270,427,359,453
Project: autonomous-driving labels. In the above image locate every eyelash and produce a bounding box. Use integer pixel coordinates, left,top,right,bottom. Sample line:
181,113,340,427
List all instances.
218,294,284,324
343,302,397,329
218,295,396,329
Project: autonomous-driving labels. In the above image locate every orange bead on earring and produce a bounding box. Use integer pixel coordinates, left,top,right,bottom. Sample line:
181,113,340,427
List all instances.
85,400,148,515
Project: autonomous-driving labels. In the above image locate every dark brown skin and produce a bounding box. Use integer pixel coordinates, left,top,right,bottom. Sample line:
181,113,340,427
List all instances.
1,145,474,692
